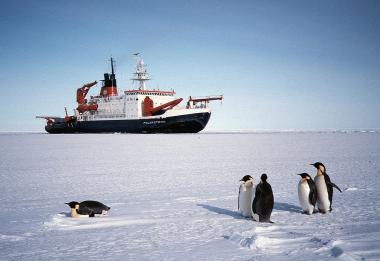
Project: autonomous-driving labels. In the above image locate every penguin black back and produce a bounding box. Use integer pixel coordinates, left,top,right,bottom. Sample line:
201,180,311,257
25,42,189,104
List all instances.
80,201,110,214
65,200,110,217
324,173,336,211
252,174,274,222
307,178,317,207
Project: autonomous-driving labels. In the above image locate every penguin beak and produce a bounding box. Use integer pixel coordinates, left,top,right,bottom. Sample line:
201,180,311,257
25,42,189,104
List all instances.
65,202,69,205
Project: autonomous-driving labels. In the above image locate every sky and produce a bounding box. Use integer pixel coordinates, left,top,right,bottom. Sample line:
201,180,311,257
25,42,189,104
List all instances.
0,0,379,131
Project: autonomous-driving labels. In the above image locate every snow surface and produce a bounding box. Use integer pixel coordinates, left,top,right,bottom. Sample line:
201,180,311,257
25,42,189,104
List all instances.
0,132,379,260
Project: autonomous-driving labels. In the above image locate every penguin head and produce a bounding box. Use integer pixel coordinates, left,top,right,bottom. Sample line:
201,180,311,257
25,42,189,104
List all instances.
240,175,253,182
311,162,326,174
297,173,311,180
65,201,80,209
260,174,268,183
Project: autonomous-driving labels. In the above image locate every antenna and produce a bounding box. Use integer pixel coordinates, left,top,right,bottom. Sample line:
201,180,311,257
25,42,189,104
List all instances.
131,53,150,90
111,57,115,75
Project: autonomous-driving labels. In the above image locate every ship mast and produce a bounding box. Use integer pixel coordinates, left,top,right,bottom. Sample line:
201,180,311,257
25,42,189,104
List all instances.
99,57,118,97
132,53,150,90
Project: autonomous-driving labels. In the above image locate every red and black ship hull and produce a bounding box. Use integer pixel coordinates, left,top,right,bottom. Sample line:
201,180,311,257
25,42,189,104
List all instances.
45,112,211,134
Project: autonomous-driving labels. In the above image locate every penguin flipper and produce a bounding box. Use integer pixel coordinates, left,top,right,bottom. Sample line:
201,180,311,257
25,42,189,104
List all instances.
307,179,318,206
330,182,342,193
324,173,342,193
252,186,260,214
324,173,334,211
238,186,241,211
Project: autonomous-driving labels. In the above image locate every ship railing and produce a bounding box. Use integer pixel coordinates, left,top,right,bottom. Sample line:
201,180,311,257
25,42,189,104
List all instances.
93,114,125,118
87,114,126,120
174,104,209,110
194,104,208,109
184,104,209,109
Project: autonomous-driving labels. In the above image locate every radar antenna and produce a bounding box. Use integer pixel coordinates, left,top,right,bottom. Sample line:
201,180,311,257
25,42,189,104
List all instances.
132,53,150,90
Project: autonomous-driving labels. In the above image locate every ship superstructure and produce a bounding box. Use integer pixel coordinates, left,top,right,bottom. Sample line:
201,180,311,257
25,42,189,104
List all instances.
37,55,222,134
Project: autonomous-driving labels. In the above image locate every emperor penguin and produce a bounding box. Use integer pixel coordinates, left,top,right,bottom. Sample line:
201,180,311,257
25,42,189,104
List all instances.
65,200,110,218
238,175,256,217
312,162,342,213
297,173,317,215
252,174,274,222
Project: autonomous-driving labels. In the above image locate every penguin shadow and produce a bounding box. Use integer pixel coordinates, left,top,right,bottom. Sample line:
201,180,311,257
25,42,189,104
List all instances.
197,204,246,220
273,202,303,213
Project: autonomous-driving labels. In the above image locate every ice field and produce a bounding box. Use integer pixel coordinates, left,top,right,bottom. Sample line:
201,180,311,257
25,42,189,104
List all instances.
0,132,379,260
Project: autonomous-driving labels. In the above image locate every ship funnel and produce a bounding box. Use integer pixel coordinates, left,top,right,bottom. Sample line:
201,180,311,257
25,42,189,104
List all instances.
100,57,118,97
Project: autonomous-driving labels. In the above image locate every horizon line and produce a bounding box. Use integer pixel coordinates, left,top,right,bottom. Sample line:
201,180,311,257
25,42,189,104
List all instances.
0,128,380,135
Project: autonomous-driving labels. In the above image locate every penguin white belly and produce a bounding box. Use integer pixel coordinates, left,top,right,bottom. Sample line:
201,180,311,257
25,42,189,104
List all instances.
298,181,314,214
238,185,255,217
70,209,89,218
315,175,330,213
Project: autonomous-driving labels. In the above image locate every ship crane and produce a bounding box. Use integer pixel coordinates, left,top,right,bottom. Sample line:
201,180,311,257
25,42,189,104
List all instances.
143,97,183,116
76,81,98,113
35,115,61,126
187,95,223,109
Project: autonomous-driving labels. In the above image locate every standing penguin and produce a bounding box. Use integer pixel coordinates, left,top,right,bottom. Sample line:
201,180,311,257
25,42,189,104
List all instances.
238,175,256,217
252,174,274,222
65,200,110,218
312,162,342,213
297,173,317,215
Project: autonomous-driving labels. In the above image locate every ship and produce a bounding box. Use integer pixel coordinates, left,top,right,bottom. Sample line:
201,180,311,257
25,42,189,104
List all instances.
37,55,222,134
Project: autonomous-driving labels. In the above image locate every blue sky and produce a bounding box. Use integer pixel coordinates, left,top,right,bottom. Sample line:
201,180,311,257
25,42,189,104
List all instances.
0,0,379,131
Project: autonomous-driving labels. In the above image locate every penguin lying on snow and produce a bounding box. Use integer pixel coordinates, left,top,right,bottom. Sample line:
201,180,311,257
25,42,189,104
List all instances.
252,174,274,222
238,175,256,217
312,162,342,213
65,201,110,218
297,173,317,215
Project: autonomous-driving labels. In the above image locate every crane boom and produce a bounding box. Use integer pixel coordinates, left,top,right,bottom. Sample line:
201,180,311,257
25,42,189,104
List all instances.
189,95,223,103
76,81,98,104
